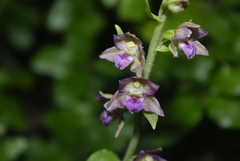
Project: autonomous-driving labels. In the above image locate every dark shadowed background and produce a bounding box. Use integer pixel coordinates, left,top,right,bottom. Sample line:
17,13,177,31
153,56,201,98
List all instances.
1,0,240,160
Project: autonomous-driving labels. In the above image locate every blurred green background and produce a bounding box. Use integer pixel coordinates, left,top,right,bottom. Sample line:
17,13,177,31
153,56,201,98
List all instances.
1,0,240,160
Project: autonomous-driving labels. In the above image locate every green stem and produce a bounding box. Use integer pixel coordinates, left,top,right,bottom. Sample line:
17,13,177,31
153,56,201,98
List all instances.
122,113,141,161
143,0,168,79
122,1,168,161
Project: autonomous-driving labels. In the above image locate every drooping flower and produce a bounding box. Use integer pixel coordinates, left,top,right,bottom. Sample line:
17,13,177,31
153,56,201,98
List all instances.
106,77,164,116
134,148,166,161
99,32,145,77
97,91,125,137
169,21,209,59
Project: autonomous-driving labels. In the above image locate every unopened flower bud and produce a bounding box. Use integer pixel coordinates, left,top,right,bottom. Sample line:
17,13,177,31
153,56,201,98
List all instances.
167,0,189,14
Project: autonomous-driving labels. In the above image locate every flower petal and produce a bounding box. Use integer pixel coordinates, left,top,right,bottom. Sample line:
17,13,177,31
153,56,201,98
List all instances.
133,148,166,161
113,53,134,70
100,110,117,125
118,77,135,92
100,46,120,62
136,78,159,95
179,41,197,59
114,34,132,50
124,95,144,113
192,40,209,56
179,21,200,28
143,96,164,116
172,26,191,41
106,91,126,112
190,27,208,40
169,42,179,57
130,56,144,77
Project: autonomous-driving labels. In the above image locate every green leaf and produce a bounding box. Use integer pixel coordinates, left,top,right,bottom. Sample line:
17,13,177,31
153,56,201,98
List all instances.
162,29,175,40
156,44,169,52
143,111,158,129
144,0,160,21
114,24,124,35
87,149,120,161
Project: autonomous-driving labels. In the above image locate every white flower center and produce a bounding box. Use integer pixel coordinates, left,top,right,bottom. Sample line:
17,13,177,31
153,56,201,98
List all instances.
140,155,154,161
125,41,137,55
129,81,144,95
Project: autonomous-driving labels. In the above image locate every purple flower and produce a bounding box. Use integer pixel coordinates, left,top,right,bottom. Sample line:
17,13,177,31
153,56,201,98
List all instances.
169,21,209,59
97,91,125,137
134,148,166,161
99,32,145,77
97,91,122,125
106,77,164,116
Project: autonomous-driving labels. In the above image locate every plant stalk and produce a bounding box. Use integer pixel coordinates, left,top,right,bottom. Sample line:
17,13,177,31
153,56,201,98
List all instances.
122,113,141,161
143,0,168,79
122,1,168,160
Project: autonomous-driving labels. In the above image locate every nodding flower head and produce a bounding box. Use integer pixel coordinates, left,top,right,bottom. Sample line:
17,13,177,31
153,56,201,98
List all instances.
169,21,209,59
99,32,145,77
106,77,164,116
97,91,124,137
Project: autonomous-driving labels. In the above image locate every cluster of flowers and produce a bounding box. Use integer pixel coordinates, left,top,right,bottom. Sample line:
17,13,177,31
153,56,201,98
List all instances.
97,21,208,160
98,32,164,128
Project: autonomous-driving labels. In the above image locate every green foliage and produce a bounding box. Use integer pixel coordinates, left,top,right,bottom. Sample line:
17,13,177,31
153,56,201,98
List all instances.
143,111,158,129
87,149,120,161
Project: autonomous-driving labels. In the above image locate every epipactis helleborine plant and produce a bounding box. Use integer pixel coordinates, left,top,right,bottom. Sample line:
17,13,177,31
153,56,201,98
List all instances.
169,21,209,59
99,32,145,77
106,77,164,116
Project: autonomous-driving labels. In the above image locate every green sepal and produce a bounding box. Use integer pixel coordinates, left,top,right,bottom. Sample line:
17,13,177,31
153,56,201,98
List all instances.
87,149,120,161
162,29,175,40
143,111,158,129
114,118,125,138
114,24,124,35
156,44,169,52
144,0,161,21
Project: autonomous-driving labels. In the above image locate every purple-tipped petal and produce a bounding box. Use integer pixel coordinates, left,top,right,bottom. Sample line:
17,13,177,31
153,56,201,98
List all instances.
118,77,135,92
113,53,134,70
173,26,190,41
125,32,143,46
192,40,209,56
106,91,126,112
143,96,164,116
114,34,132,50
100,47,120,62
179,41,197,59
134,148,166,161
138,79,160,95
124,95,144,113
118,77,159,95
190,27,208,40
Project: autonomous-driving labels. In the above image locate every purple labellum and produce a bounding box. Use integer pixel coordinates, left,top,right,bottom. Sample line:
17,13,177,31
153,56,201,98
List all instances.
124,95,144,113
113,53,134,70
